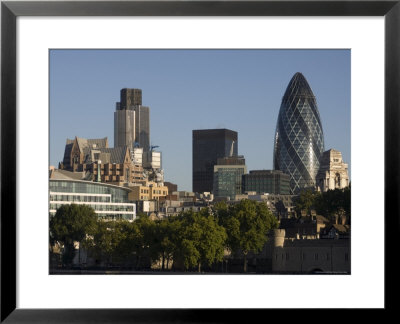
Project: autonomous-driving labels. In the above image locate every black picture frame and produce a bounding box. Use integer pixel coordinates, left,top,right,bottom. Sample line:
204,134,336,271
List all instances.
1,0,398,322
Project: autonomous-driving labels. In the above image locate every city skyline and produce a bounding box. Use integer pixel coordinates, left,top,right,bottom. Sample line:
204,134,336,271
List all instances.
50,49,351,191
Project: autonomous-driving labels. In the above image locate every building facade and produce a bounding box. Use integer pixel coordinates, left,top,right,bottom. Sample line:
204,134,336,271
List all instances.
316,149,350,192
213,156,246,200
60,137,145,186
192,128,238,193
61,136,109,171
242,170,290,195
49,179,136,221
128,181,169,202
143,150,162,170
114,88,150,152
273,72,325,194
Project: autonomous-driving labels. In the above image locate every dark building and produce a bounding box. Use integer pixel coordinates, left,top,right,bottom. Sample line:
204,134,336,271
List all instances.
114,88,150,152
164,181,178,193
273,72,325,194
192,129,238,193
242,170,290,195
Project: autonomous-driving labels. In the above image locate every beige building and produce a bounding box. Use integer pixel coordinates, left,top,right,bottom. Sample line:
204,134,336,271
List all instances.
316,149,349,192
128,181,168,201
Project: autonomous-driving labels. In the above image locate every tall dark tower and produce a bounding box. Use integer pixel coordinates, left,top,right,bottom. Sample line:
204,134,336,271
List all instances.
192,129,238,193
114,88,150,152
273,72,325,194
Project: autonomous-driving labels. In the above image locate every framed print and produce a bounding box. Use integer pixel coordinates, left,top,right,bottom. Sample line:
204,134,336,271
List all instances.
1,0,398,322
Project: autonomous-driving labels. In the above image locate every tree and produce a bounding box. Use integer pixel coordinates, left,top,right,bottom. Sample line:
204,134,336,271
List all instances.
175,209,227,272
293,189,319,216
130,214,157,269
221,200,278,273
153,218,180,270
314,187,351,223
49,204,98,266
92,221,133,266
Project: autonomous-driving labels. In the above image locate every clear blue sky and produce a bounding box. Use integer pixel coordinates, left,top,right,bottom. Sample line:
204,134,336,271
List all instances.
50,49,351,192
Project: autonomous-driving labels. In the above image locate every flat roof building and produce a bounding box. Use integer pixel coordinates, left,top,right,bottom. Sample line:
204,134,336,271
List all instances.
213,156,246,200
49,178,136,221
192,128,238,193
242,170,290,195
115,88,150,152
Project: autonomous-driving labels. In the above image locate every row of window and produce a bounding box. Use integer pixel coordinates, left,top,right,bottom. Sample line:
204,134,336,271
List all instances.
50,203,135,212
140,189,167,195
50,194,111,203
49,180,129,203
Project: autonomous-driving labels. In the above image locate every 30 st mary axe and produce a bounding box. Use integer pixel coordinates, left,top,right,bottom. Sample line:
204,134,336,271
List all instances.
273,72,325,194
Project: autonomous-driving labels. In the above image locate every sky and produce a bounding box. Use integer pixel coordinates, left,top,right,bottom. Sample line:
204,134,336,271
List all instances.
50,49,351,192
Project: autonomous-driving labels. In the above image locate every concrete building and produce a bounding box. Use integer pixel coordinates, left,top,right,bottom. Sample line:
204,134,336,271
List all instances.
316,149,350,192
132,147,143,165
114,88,150,152
192,128,238,193
273,72,325,194
213,156,247,200
143,150,162,170
242,170,290,195
164,182,178,193
49,177,136,221
128,181,169,202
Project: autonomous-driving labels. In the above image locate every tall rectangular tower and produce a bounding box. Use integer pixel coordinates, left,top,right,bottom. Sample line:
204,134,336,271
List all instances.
192,128,238,193
114,88,150,152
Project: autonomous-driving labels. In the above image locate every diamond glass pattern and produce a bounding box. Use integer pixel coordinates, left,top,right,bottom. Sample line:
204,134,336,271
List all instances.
273,72,325,194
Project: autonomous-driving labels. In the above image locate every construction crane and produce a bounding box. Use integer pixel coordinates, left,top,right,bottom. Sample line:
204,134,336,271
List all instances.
150,145,159,151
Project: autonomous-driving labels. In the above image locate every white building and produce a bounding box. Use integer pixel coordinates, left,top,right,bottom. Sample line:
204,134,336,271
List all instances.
316,149,349,192
49,178,136,221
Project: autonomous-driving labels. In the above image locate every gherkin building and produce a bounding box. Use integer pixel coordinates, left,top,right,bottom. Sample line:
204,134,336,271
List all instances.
273,72,325,194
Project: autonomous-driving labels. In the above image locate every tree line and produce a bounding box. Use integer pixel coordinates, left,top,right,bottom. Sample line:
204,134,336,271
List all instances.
50,199,279,272
293,186,351,222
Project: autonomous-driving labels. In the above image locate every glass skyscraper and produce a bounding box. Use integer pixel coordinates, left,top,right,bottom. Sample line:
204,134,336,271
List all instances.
273,72,325,194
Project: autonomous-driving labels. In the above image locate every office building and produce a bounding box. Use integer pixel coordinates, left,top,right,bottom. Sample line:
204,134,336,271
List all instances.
316,149,350,192
49,177,136,221
114,88,150,152
128,180,169,202
273,72,325,194
242,170,290,195
193,128,238,193
213,156,246,200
